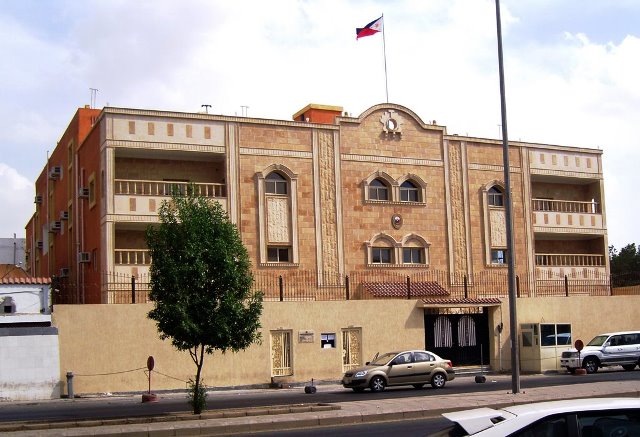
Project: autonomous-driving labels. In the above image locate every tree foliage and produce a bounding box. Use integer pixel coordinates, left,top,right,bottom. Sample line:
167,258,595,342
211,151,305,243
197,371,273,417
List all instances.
609,243,640,287
609,243,640,275
145,188,263,413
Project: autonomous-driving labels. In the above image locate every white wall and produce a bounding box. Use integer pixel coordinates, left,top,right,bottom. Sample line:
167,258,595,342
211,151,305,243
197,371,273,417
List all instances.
0,327,61,400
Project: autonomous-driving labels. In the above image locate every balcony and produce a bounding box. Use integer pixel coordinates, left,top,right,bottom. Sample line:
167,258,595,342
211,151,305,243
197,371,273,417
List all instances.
114,249,150,277
113,179,227,218
532,199,604,234
535,253,606,278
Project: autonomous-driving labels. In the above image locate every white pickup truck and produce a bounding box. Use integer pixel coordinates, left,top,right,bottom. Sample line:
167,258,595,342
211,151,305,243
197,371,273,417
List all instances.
560,331,640,374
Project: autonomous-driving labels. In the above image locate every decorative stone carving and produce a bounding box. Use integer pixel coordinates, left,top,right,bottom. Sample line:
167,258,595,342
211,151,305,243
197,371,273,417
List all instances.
490,209,507,247
380,110,403,136
267,197,290,243
391,214,403,229
448,143,468,272
319,131,339,274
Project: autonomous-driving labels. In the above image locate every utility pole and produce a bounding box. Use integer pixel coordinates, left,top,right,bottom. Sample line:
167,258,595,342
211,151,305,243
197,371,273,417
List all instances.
494,0,520,394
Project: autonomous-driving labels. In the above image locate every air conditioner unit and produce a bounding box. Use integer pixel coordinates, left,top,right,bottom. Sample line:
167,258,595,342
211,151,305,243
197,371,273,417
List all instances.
60,211,69,220
79,187,90,198
50,221,62,232
49,166,62,179
34,195,43,204
78,252,91,263
36,240,44,249
59,268,70,278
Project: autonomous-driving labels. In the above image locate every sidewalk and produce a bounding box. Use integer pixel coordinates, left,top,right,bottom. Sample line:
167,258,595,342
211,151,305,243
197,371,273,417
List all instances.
3,374,640,436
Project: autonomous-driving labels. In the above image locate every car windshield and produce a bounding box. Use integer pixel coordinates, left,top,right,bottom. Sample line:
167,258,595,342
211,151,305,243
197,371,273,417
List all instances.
587,335,609,346
369,352,397,366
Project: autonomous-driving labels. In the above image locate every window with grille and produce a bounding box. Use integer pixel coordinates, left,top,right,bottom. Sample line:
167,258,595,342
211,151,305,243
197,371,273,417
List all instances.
400,180,419,202
491,249,508,265
265,172,288,195
372,247,392,264
267,246,291,263
488,186,504,207
403,247,424,264
368,179,389,201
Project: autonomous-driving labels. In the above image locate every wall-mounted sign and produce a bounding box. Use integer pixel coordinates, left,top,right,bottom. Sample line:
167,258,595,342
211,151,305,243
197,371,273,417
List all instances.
298,331,314,343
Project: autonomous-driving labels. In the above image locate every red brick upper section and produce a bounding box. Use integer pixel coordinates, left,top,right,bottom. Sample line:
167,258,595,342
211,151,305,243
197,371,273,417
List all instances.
292,104,343,124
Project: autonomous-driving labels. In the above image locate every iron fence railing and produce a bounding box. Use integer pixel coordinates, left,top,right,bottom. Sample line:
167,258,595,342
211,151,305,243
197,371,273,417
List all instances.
50,269,639,305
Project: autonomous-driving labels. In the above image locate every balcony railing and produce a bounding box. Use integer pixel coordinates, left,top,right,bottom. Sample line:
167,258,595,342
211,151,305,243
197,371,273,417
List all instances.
115,249,151,265
535,253,605,267
114,179,225,198
532,199,600,214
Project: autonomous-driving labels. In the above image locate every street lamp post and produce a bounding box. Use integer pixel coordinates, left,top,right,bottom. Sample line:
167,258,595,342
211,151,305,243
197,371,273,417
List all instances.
494,0,520,394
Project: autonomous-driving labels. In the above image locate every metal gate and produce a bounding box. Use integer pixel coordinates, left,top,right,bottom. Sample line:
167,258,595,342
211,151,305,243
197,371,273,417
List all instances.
424,311,489,366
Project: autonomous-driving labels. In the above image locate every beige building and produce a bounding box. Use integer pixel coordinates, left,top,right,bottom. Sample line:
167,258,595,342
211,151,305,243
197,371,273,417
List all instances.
26,102,615,393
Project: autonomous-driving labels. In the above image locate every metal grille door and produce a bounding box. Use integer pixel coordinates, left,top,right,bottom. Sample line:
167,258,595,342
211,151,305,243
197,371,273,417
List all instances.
270,330,292,376
342,328,362,372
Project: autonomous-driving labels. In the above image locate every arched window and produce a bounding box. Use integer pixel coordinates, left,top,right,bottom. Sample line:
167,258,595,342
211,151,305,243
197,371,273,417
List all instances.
256,165,299,266
367,234,397,265
488,186,504,207
368,178,389,201
265,172,288,195
402,247,424,264
401,234,430,266
372,247,393,264
400,180,419,202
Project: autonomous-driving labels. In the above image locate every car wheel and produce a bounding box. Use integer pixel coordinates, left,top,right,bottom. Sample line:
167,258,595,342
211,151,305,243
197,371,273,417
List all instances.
567,368,576,375
431,373,446,389
622,364,637,371
369,376,385,392
412,383,425,389
583,357,599,374
352,387,365,393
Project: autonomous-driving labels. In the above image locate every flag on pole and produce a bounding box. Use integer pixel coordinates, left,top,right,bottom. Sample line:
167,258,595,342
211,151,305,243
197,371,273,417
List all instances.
356,16,383,39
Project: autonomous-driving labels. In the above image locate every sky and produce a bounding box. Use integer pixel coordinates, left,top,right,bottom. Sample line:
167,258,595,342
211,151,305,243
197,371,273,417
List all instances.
1,0,639,250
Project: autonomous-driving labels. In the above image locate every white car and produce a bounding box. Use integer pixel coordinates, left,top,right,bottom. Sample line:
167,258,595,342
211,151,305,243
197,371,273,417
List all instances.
560,331,640,374
430,398,640,436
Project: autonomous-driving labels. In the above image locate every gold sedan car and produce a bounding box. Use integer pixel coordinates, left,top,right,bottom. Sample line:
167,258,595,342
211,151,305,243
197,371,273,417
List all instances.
342,350,455,393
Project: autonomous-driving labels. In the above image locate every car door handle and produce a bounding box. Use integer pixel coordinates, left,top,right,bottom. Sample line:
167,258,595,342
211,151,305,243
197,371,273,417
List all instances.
407,365,413,369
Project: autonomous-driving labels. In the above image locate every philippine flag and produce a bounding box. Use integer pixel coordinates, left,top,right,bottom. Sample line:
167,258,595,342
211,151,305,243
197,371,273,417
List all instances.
356,16,383,39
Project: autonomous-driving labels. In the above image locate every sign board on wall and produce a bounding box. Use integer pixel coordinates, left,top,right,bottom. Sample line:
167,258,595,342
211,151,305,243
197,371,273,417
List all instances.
298,331,314,343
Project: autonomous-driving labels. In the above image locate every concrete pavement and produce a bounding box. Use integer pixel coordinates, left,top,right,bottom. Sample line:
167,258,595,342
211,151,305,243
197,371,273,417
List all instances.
2,374,640,436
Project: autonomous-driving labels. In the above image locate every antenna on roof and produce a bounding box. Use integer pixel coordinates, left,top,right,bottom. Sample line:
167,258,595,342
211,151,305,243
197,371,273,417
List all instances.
201,104,211,114
90,88,99,109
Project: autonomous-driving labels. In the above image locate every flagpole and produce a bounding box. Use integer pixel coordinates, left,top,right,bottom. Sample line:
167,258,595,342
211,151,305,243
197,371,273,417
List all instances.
381,13,389,103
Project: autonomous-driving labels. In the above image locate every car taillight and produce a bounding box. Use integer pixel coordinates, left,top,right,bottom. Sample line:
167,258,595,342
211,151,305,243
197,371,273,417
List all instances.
447,361,453,368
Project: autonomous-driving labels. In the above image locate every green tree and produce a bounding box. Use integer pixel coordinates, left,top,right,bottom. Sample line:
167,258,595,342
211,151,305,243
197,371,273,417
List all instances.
609,243,640,275
145,188,263,414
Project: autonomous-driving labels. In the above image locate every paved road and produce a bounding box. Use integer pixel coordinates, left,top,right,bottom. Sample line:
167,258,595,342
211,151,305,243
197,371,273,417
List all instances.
1,369,638,424
3,371,640,437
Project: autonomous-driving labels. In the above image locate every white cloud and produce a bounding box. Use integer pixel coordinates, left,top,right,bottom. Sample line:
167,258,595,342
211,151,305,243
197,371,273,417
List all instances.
0,164,34,237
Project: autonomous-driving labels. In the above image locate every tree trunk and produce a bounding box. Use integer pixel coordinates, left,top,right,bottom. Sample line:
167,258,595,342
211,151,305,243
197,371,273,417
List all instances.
193,345,205,414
